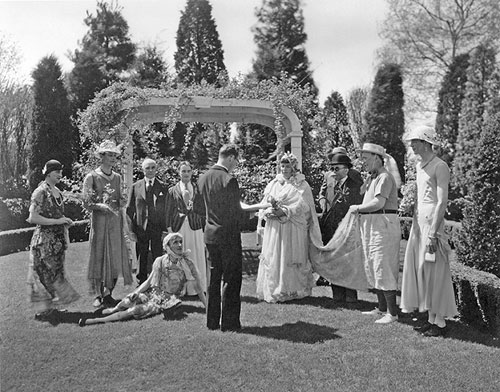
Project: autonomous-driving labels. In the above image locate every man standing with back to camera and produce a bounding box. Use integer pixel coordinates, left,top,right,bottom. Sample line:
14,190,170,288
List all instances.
194,144,249,332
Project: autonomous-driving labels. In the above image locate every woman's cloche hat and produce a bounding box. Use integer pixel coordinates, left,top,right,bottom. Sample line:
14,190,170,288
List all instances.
404,125,439,145
96,139,121,155
330,153,352,168
356,143,387,158
42,159,63,176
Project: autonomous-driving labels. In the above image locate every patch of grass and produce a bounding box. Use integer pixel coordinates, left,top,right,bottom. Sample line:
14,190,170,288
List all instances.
1,241,499,392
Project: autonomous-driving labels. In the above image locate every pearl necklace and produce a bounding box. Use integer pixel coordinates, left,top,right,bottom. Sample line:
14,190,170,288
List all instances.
47,183,63,206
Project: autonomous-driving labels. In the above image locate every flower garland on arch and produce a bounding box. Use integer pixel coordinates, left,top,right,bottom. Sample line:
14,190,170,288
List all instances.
79,74,316,148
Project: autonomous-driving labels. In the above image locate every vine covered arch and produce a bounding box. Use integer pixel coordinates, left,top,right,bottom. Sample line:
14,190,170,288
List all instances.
121,97,302,189
78,80,318,190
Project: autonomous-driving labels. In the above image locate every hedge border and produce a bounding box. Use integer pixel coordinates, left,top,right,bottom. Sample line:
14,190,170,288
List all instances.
451,261,500,336
0,220,89,256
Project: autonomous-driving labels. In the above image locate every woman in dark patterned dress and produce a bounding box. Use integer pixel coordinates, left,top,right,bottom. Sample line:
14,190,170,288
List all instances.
27,160,80,321
78,232,207,326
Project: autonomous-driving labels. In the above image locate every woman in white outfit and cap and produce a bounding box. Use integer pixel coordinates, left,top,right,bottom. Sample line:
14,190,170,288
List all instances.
400,125,458,337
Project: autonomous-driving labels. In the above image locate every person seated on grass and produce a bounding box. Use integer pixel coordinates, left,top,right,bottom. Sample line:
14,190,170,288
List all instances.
79,232,207,327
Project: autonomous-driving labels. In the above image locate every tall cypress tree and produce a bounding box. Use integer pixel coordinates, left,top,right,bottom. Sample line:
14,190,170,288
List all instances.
252,0,317,97
435,53,469,165
129,44,169,88
456,109,500,277
452,45,497,195
346,87,369,149
173,0,227,167
29,55,72,190
322,91,353,151
174,0,226,86
363,63,406,179
247,0,317,162
67,1,136,123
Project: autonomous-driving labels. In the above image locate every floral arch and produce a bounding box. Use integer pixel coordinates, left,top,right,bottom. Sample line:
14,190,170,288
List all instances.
79,80,316,190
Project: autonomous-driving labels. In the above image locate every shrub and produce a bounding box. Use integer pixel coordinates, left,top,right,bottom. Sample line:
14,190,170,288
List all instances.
456,112,500,278
451,261,500,336
0,198,30,231
234,162,277,204
0,220,89,256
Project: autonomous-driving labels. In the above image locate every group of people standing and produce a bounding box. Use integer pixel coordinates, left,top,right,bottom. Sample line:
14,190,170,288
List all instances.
27,125,457,337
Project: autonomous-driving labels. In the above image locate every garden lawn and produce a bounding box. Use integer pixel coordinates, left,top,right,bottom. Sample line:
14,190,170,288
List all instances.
1,239,499,392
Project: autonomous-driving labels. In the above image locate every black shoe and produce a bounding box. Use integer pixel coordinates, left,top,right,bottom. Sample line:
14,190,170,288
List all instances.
221,324,242,332
102,295,120,308
34,309,56,322
423,324,446,337
413,321,433,333
316,276,330,287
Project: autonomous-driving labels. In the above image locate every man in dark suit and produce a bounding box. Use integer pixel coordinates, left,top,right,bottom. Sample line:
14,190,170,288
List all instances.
193,144,248,332
126,158,167,285
318,150,363,303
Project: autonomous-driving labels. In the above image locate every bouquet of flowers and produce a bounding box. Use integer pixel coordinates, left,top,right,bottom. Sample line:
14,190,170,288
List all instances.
86,183,120,215
268,195,282,210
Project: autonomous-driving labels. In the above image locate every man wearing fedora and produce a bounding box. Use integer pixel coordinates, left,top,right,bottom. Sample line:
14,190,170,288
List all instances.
126,158,167,285
318,148,363,303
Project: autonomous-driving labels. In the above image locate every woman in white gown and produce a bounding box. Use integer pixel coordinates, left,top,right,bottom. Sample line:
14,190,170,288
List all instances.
256,153,316,303
400,126,458,337
166,161,207,295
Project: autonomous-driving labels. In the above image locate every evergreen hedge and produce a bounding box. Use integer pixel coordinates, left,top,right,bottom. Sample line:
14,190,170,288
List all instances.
0,220,89,256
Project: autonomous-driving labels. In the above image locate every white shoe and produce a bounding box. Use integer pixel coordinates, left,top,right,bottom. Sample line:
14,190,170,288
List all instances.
375,314,398,324
362,308,383,315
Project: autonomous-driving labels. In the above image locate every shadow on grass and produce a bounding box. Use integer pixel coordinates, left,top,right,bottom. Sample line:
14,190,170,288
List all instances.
242,295,380,312
37,303,206,326
242,321,341,343
163,304,206,321
397,311,500,348
37,310,100,326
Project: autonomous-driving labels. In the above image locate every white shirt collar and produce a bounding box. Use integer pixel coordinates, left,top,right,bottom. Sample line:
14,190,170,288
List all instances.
180,181,192,192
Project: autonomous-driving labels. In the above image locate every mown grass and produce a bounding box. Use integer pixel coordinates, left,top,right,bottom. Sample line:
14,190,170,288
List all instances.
1,240,499,392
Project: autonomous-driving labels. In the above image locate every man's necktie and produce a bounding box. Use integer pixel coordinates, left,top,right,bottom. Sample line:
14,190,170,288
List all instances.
182,188,191,206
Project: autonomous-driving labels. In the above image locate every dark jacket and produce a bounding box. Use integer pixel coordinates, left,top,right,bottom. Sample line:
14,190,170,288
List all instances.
126,177,167,233
193,165,246,245
319,170,363,243
165,181,205,232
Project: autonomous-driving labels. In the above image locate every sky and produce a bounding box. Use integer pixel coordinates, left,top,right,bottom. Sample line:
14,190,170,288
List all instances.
0,0,388,104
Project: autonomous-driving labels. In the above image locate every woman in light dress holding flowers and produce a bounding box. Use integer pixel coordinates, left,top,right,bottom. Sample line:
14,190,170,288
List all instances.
256,153,318,303
83,140,133,308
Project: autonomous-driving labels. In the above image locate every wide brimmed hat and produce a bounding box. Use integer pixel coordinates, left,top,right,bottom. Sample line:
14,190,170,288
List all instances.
42,159,63,175
330,153,352,168
96,140,121,155
356,143,387,158
404,125,439,145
